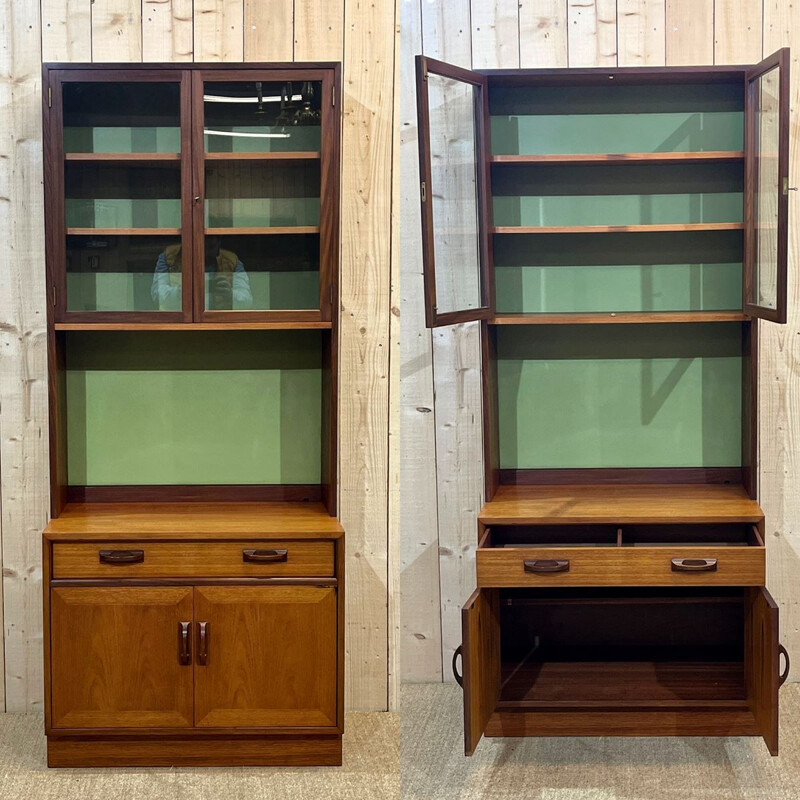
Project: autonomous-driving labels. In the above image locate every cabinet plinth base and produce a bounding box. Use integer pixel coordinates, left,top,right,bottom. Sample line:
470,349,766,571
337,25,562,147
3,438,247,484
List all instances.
46,734,343,768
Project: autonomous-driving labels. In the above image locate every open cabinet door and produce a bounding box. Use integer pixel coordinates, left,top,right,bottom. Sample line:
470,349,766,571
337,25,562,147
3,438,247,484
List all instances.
416,56,493,327
744,48,790,323
461,588,500,756
745,587,781,755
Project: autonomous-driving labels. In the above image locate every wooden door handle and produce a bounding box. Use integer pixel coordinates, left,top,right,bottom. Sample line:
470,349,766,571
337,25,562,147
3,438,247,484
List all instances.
671,557,717,572
197,622,209,666
242,549,288,563
779,643,790,686
99,549,144,565
178,621,192,665
524,559,569,574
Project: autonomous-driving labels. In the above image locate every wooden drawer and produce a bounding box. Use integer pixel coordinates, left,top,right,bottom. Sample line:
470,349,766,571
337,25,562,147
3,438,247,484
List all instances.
52,540,335,579
476,524,765,588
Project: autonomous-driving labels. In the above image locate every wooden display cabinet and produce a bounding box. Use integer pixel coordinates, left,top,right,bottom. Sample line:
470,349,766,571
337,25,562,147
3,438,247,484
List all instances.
41,63,344,768
415,52,792,755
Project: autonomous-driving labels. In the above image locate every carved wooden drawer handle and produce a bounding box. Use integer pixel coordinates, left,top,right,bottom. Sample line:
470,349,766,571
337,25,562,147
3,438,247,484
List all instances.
178,622,192,666
242,549,288,563
671,557,718,572
99,549,144,565
197,622,209,666
452,645,463,688
524,559,569,574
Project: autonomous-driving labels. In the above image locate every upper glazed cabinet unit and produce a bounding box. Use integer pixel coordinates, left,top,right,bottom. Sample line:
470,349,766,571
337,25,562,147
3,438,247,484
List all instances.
416,51,790,327
44,64,340,325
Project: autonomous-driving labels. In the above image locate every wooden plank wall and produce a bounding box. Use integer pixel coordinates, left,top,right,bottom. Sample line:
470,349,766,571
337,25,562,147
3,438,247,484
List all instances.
400,0,800,683
0,0,399,712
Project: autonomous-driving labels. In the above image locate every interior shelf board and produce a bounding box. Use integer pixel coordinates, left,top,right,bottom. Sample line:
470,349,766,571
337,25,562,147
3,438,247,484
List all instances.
480,484,765,526
54,321,332,331
490,151,745,165
492,223,745,235
491,312,748,325
64,152,181,163
66,227,182,236
205,226,320,235
204,151,320,162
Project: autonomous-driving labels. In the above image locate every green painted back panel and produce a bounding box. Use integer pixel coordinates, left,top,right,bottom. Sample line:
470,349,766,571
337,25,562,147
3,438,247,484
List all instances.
491,163,743,227
66,331,322,485
204,127,321,152
493,231,743,313
65,199,182,229
489,84,744,155
204,198,320,227
497,324,742,469
64,127,181,154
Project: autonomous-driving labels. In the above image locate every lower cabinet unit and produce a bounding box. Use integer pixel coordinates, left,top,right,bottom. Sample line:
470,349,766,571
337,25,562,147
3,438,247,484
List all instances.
43,504,345,768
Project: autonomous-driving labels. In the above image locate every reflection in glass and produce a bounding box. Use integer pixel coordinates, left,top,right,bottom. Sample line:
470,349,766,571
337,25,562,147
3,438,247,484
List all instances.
753,67,780,310
203,81,322,153
428,73,482,315
63,82,181,154
66,235,180,312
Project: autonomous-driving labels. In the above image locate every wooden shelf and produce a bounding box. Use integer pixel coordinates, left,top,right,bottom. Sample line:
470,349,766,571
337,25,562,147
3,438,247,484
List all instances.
490,151,745,166
55,321,331,331
66,227,181,236
205,152,320,162
491,312,748,325
492,223,745,235
480,484,765,526
65,153,181,164
206,226,320,235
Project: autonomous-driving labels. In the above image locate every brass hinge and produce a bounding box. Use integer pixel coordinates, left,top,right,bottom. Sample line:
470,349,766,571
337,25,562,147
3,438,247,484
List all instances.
332,85,335,107
52,286,56,307
422,62,428,81
48,86,52,108
421,181,426,202
783,177,798,195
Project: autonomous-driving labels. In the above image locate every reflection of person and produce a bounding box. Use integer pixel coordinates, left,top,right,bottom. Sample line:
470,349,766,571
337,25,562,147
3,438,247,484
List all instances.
151,241,253,311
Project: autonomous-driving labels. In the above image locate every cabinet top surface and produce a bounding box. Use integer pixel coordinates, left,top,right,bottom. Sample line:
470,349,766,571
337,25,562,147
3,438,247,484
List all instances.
44,502,344,540
479,484,764,525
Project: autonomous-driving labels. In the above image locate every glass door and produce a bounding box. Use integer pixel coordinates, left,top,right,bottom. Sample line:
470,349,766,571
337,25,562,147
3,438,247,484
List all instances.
416,56,492,327
192,69,337,322
50,69,192,322
744,49,790,324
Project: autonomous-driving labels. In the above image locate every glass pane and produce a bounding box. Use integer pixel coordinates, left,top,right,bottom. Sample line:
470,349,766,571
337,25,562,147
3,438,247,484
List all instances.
65,164,181,230
66,235,183,312
428,73,482,315
203,81,322,153
752,67,781,310
63,82,181,154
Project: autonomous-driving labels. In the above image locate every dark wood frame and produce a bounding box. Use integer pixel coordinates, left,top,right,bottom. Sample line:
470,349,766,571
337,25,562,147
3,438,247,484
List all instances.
743,48,790,324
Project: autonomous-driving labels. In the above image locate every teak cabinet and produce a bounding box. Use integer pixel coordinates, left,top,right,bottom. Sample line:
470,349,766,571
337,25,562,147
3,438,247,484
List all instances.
41,63,344,768
415,53,792,755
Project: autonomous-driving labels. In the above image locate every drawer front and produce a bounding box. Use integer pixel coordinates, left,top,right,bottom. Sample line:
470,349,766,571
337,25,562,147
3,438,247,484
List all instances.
52,540,335,579
476,546,765,587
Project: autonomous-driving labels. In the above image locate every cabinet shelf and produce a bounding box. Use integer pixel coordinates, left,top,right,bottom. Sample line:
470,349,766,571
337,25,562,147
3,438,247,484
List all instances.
64,152,182,164
206,226,320,235
204,152,320,163
66,227,182,236
491,312,748,325
493,223,745,235
490,151,745,166
54,321,332,331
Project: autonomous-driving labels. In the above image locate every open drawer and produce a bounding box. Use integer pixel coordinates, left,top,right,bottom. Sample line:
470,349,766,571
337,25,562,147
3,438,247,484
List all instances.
457,586,788,756
476,524,765,587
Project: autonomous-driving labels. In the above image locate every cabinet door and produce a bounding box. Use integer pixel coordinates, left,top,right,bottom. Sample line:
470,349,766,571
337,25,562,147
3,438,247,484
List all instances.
194,586,337,728
744,49,790,323
745,586,780,755
50,587,194,729
191,69,337,323
416,56,492,327
46,69,193,323
461,587,500,756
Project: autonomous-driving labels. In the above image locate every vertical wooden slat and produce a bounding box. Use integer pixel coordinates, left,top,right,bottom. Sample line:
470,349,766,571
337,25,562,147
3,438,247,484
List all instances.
41,0,91,62
400,0,444,684
666,0,713,65
244,0,293,62
471,0,521,69
340,0,395,709
295,0,344,62
91,0,143,61
0,0,48,712
760,0,799,683
519,0,569,68
568,0,618,67
193,0,244,62
143,0,193,62
714,0,762,64
618,0,666,66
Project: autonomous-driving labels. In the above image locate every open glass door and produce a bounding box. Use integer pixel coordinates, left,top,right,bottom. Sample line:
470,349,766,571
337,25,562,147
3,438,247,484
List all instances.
416,56,492,327
744,48,790,323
